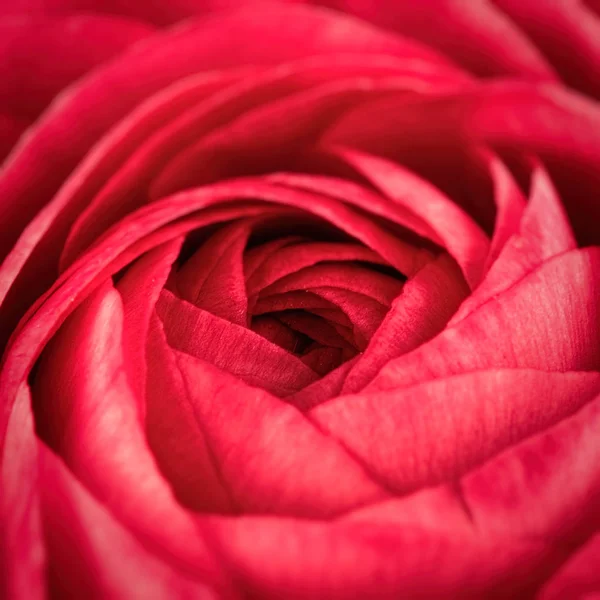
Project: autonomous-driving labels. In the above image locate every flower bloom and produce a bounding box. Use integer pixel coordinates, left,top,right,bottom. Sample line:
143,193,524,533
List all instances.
1,1,600,598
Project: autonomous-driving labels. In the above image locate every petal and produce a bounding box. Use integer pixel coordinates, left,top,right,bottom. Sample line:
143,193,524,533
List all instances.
341,253,469,393
0,67,247,346
538,533,600,599
370,247,600,391
202,510,530,599
288,357,357,410
0,385,45,600
481,150,526,270
159,337,390,517
0,3,460,264
245,240,386,297
39,444,222,599
311,368,600,493
144,312,240,514
328,147,490,287
317,0,557,81
156,289,319,395
148,76,413,200
201,387,600,598
0,15,154,120
325,83,600,245
451,164,576,324
266,172,440,248
31,281,219,572
260,263,403,307
275,310,356,352
0,112,28,163
116,237,182,407
493,0,600,98
0,0,226,25
307,287,390,347
175,220,252,326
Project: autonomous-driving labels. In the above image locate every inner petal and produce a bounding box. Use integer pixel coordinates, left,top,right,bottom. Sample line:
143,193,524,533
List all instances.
165,213,408,383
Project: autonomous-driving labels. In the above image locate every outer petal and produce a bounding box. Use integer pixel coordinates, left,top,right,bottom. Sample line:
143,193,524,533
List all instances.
0,3,459,261
196,388,600,599
0,385,45,600
316,0,557,81
0,16,154,120
538,534,600,599
325,83,600,245
39,444,219,599
0,113,27,163
493,0,600,98
0,0,294,27
31,281,225,579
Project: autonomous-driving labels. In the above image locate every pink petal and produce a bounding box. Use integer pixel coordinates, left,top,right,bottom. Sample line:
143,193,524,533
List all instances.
0,2,460,265
493,0,600,98
288,357,358,410
341,253,469,393
0,67,247,346
116,237,183,408
480,150,526,271
156,289,319,395
451,164,576,324
0,385,45,600
64,52,464,267
0,15,154,120
245,240,385,297
250,315,299,352
370,247,600,391
0,0,313,28
31,281,220,573
539,533,600,599
276,310,356,352
306,287,389,347
456,389,600,564
266,172,440,248
153,331,390,517
301,346,345,375
311,368,600,493
175,220,252,326
201,510,528,599
244,235,306,279
260,263,403,307
253,290,340,316
200,387,600,598
328,147,490,287
0,112,28,163
316,0,557,81
148,76,415,200
144,312,240,514
38,444,222,599
325,82,600,245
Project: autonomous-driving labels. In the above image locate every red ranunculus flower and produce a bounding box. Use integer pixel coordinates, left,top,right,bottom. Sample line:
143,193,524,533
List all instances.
1,1,600,598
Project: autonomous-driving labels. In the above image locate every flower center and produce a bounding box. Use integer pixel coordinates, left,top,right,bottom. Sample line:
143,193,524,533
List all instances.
162,212,406,387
